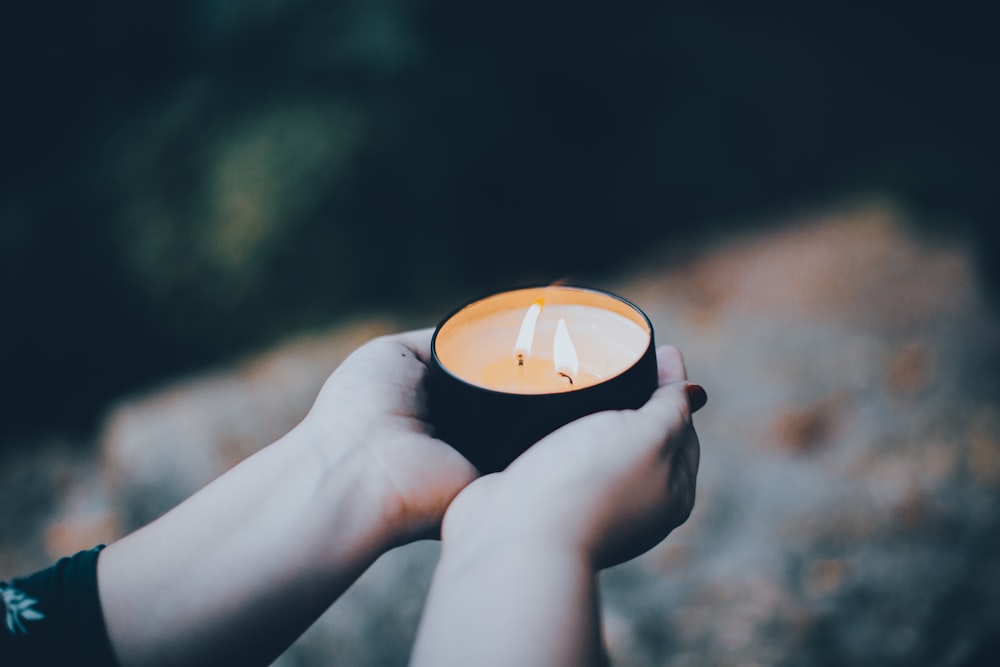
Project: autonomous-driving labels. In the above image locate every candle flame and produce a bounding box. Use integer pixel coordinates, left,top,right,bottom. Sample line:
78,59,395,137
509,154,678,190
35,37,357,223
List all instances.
514,300,543,364
553,317,579,383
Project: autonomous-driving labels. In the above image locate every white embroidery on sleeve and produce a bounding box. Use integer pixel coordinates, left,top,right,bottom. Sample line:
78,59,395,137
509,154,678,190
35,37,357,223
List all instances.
2,584,46,635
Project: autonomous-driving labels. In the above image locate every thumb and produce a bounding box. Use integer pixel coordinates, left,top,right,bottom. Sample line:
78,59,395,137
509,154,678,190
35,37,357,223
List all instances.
638,380,691,430
637,379,707,433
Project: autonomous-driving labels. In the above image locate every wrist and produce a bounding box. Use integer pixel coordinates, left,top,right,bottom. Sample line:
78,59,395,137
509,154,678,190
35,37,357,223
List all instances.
442,529,595,579
285,420,404,560
441,478,597,572
417,521,604,667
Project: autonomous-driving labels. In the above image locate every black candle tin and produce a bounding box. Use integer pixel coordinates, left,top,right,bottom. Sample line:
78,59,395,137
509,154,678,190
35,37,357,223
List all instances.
427,286,658,474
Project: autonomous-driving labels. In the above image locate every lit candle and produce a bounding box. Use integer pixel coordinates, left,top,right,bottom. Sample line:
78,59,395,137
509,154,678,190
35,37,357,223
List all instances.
553,317,579,385
428,286,657,473
514,299,542,366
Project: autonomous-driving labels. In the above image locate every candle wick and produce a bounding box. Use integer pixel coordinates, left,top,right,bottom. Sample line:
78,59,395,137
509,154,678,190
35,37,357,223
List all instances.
516,353,525,368
557,372,574,386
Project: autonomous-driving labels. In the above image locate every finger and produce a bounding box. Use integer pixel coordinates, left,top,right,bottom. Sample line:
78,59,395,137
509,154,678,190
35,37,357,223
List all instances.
670,430,701,524
656,346,707,413
687,430,701,478
639,379,690,428
387,327,436,365
656,345,688,384
686,384,708,413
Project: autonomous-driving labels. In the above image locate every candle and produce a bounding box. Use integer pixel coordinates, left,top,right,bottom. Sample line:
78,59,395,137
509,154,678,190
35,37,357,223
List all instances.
428,286,657,473
435,291,650,393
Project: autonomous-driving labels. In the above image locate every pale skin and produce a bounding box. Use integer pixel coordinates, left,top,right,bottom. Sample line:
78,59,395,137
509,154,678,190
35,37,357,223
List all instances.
96,328,703,667
410,344,701,666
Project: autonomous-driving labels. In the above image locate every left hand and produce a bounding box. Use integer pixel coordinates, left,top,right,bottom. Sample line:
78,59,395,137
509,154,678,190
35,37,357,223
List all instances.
440,345,702,569
299,328,479,545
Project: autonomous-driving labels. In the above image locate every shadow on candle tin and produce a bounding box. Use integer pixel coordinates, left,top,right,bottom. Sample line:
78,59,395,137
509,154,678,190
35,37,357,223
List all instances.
428,286,658,474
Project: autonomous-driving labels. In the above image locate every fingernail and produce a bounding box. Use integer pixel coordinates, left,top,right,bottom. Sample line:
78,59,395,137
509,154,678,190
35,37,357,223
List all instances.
686,384,708,413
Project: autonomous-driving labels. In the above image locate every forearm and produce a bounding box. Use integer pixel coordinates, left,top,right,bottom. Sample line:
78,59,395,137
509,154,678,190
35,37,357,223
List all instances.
98,424,395,667
411,539,606,667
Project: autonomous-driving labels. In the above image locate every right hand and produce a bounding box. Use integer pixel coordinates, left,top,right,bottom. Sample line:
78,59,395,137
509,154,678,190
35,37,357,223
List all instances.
441,345,703,569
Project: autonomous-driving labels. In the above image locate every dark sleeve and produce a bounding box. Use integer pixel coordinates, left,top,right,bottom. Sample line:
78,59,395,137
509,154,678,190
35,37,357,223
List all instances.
1,546,118,666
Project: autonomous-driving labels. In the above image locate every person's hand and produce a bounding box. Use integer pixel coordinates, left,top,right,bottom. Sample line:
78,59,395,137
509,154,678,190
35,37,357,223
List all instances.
441,345,703,569
298,329,478,545
98,330,478,667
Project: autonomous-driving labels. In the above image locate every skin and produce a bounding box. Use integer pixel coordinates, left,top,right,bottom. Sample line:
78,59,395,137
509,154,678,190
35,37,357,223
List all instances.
96,329,703,667
98,329,478,667
410,346,701,667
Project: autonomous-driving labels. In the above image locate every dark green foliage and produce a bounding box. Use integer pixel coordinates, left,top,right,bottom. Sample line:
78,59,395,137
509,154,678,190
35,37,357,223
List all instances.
1,1,998,442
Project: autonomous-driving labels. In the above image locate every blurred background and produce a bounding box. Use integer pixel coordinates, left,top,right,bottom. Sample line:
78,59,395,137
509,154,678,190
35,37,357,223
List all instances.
2,0,998,442
2,1,999,665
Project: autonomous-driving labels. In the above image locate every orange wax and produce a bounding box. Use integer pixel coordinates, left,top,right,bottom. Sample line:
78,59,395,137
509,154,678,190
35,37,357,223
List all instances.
434,286,651,395
479,356,600,393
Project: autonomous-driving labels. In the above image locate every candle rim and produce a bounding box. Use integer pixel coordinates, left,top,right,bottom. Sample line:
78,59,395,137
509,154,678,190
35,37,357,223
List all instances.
431,285,654,397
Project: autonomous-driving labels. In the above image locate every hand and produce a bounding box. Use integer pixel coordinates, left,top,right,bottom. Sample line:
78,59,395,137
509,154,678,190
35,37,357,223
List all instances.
99,329,478,667
442,345,702,569
299,328,479,545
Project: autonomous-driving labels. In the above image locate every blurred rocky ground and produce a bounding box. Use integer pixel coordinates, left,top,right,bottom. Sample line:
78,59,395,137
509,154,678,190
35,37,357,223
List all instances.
3,201,999,666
